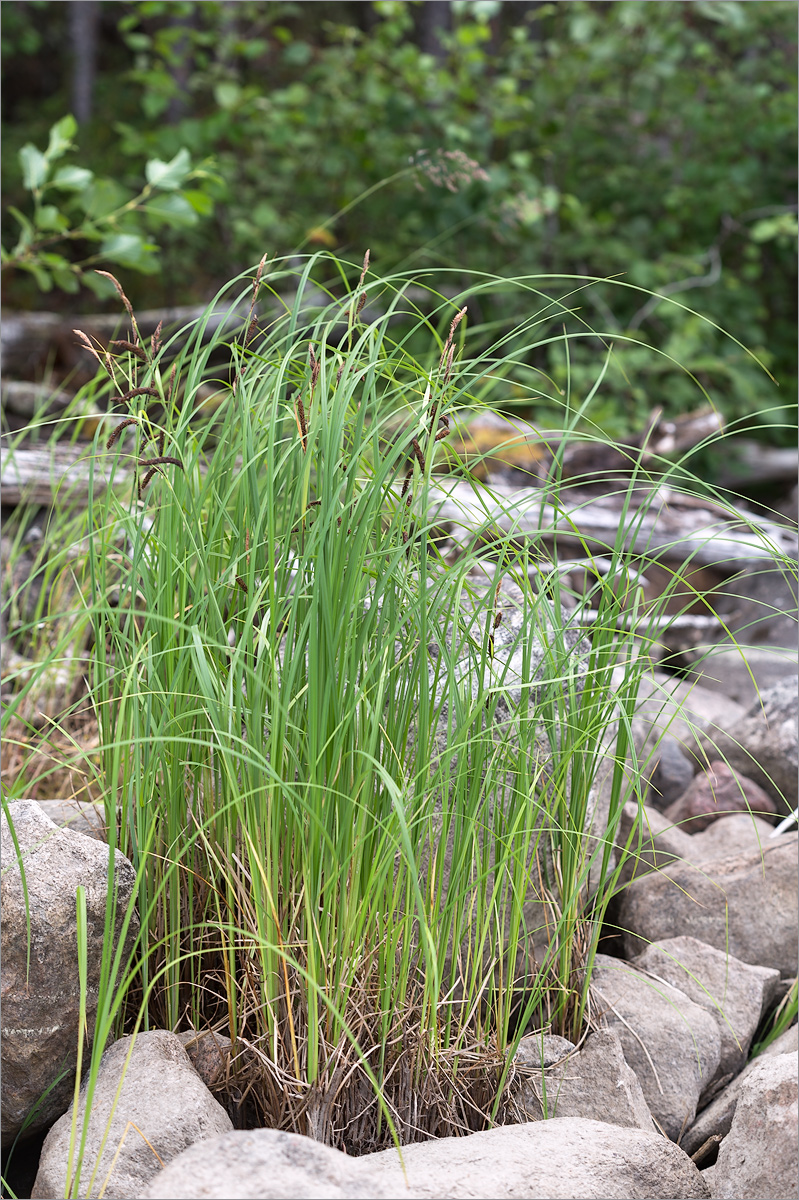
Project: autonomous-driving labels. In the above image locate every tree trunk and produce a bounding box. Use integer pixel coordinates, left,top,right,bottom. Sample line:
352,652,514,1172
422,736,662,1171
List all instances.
69,1,100,125
417,1,452,60
357,1,380,34
166,11,196,124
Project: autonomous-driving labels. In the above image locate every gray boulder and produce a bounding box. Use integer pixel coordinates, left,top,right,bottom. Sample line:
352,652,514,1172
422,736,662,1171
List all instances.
688,812,776,860
686,643,797,710
1,800,138,1148
619,834,799,977
632,672,747,772
589,954,721,1140
365,1118,710,1199
661,761,776,833
681,1024,797,1156
35,799,110,842
141,1128,403,1199
513,1033,576,1068
514,1028,654,1130
614,804,773,889
33,1031,233,1200
644,734,695,812
630,938,780,1080
615,800,696,887
700,676,798,814
711,1051,798,1200
709,563,798,648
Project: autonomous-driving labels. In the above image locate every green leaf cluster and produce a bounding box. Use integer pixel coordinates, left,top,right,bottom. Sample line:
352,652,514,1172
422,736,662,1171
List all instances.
1,114,217,295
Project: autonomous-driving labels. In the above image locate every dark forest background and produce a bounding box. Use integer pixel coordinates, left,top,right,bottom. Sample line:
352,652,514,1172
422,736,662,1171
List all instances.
2,1,796,438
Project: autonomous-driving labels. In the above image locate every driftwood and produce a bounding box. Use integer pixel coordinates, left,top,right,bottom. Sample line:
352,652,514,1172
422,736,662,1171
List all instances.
715,439,799,489
446,406,727,485
3,435,796,572
559,406,727,480
0,300,252,379
0,442,134,508
0,282,456,380
1,380,76,418
427,477,799,572
0,313,67,378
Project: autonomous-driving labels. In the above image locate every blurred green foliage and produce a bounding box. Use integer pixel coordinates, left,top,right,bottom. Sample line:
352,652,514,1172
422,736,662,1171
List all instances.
0,113,218,295
1,0,796,438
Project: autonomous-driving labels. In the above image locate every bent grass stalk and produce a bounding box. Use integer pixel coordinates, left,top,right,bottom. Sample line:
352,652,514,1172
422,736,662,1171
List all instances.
2,255,795,1188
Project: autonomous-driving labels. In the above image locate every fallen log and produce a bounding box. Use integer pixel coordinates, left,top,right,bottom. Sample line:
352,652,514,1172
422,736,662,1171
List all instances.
0,380,121,442
4,438,796,572
1,380,75,418
0,300,252,379
427,477,799,572
0,313,66,377
0,283,454,380
0,442,134,508
445,406,726,484
715,439,799,489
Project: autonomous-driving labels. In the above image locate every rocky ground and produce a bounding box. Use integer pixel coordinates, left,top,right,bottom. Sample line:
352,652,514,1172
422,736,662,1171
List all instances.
3,605,796,1199
2,396,797,1199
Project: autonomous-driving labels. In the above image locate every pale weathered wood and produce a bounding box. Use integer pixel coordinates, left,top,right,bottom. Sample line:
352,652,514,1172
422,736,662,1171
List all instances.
0,312,66,377
715,439,799,488
0,442,134,507
427,478,799,571
4,440,796,571
0,301,251,376
0,283,450,378
1,379,102,423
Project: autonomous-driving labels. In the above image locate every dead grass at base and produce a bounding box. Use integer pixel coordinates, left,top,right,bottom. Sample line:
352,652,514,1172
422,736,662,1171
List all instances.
0,706,102,804
131,855,581,1154
188,958,521,1154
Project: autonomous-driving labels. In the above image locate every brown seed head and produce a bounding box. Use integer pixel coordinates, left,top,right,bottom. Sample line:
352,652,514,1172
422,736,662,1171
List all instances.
106,417,140,449
116,386,159,405
254,252,268,292
94,271,136,327
73,329,103,365
138,456,183,470
439,305,468,372
138,468,157,499
110,340,148,361
357,249,370,289
309,343,320,381
166,362,178,406
295,394,308,451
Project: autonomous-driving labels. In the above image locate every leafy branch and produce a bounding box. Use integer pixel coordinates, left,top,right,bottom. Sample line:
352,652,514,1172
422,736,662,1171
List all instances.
1,114,217,296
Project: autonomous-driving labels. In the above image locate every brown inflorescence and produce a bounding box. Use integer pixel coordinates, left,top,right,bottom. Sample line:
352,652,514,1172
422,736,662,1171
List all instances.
110,340,148,361
106,417,140,450
295,393,308,452
94,270,137,328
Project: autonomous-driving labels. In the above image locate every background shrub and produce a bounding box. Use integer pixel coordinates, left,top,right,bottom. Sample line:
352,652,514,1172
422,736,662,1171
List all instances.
2,0,796,439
